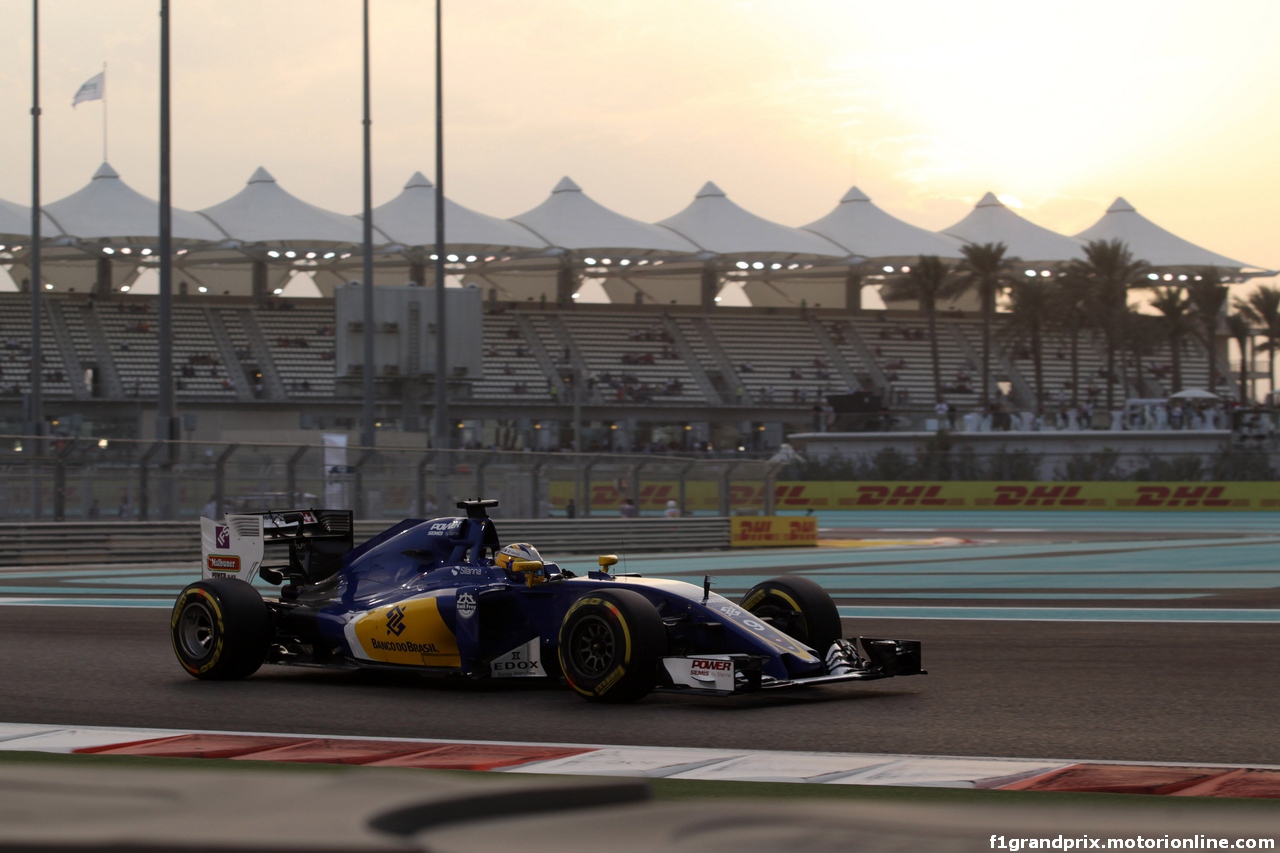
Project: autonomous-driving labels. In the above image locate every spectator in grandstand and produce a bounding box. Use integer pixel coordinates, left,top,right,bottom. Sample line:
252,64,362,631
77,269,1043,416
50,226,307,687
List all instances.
565,499,576,519
789,367,803,380
619,498,638,518
739,361,755,373
117,493,132,518
664,500,681,518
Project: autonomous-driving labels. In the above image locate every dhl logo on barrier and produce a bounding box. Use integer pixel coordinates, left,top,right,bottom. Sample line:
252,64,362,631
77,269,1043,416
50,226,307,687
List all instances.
550,481,1280,511
730,517,817,547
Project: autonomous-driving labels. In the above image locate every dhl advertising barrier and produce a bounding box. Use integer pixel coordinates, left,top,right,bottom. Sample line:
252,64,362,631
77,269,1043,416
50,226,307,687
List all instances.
550,481,1280,512
730,516,818,547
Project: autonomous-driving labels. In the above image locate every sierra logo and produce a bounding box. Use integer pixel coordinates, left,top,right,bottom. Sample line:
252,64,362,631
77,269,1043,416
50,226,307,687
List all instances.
206,554,240,572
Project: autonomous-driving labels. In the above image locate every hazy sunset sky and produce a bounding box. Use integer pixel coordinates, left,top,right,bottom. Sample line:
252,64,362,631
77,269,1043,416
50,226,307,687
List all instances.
1,0,1276,277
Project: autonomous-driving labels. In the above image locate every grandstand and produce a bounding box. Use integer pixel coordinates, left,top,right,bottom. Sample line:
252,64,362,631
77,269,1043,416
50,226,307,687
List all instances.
0,289,1221,447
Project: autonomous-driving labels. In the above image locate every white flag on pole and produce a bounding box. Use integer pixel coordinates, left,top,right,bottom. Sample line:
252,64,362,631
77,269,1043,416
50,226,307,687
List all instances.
72,71,105,107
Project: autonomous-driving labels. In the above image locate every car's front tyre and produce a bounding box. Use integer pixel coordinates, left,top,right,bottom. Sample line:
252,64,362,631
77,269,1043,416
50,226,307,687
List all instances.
558,589,664,703
740,576,842,652
171,580,269,680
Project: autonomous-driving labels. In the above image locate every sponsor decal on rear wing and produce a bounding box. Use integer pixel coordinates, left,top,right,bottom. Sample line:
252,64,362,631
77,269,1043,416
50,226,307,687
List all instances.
200,514,265,582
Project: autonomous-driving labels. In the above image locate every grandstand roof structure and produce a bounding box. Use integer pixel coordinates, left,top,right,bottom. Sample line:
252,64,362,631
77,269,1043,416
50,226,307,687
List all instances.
942,192,1085,264
511,177,700,256
0,197,58,242
198,167,365,248
42,163,222,246
368,172,548,254
657,182,848,261
802,186,965,262
1075,197,1262,273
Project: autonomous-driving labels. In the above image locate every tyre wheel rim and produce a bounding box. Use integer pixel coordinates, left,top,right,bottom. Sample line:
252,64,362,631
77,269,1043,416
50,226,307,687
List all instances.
179,600,216,661
568,615,615,676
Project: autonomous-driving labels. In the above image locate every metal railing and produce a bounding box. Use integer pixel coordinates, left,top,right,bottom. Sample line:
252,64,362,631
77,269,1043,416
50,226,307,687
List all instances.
0,435,782,522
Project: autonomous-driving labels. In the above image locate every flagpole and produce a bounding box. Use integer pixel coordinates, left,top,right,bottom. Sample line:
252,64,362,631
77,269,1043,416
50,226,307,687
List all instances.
102,61,108,162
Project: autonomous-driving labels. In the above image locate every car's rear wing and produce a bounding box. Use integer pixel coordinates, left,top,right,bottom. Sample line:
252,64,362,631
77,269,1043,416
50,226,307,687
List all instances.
200,509,354,586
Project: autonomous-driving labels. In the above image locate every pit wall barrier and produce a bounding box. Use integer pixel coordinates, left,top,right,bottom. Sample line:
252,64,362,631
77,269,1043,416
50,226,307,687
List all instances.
550,480,1280,512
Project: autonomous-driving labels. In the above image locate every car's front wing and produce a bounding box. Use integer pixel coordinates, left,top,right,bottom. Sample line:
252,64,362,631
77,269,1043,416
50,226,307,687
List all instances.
655,637,924,696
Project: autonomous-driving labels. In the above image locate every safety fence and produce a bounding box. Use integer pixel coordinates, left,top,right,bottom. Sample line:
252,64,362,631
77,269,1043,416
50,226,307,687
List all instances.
0,436,781,523
0,517,733,567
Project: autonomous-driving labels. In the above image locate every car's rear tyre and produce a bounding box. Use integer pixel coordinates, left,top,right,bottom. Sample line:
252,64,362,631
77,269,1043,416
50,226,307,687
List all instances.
171,580,270,680
558,589,664,703
740,576,841,652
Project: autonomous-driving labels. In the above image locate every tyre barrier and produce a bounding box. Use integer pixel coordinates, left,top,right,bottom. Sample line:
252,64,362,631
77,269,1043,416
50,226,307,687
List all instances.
0,516,731,567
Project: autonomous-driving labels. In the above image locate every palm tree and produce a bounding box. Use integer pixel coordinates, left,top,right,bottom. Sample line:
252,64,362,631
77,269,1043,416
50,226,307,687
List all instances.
1066,239,1150,409
1149,286,1193,393
881,256,962,402
1186,268,1229,393
956,242,1016,405
1235,285,1280,402
1122,310,1162,398
1224,312,1253,405
1002,275,1051,404
1048,268,1092,406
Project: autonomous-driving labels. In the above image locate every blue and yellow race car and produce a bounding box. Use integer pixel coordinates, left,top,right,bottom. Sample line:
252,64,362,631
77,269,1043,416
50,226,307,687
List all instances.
172,500,924,703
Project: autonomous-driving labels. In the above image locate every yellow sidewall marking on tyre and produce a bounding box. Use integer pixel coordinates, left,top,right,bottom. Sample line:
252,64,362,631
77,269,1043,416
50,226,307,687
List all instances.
171,588,225,676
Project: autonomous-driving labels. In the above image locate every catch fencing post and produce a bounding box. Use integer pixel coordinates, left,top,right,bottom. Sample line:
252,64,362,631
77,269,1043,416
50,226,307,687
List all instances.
474,450,496,502
353,449,378,519
285,445,309,505
629,459,647,514
137,442,164,520
763,462,782,516
52,439,77,522
417,452,433,517
214,444,239,518
719,460,741,517
582,455,604,517
677,460,696,517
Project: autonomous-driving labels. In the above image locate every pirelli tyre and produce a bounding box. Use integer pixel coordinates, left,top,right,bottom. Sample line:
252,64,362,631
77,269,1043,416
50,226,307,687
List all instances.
558,589,665,703
740,576,842,653
171,579,270,680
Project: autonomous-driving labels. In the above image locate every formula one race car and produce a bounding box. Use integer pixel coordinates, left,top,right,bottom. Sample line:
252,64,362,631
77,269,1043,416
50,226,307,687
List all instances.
172,500,924,703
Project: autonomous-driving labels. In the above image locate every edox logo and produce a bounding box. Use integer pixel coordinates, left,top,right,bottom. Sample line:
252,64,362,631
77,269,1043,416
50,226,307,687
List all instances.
386,605,407,636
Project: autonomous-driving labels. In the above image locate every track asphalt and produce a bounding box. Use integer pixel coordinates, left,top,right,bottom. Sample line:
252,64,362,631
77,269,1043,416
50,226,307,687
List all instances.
0,511,1276,769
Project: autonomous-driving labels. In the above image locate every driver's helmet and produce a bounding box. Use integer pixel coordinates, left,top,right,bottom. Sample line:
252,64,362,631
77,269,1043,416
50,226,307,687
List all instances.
495,542,543,576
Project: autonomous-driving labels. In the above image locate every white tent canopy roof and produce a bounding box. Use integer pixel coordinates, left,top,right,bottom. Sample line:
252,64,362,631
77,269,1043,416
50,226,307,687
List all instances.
1075,197,1253,270
42,163,222,243
199,167,364,246
658,182,847,259
941,192,1084,263
802,186,964,261
0,197,61,241
371,172,547,252
511,177,698,255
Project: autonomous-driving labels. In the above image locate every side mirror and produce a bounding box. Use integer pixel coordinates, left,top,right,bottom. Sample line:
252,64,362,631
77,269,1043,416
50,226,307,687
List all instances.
597,555,619,573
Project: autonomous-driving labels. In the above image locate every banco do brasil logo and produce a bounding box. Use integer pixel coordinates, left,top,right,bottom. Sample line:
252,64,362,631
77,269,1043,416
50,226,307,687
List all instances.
386,605,407,636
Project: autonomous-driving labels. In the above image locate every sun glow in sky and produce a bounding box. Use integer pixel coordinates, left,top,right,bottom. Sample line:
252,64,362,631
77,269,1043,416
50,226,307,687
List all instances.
1,0,1277,277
